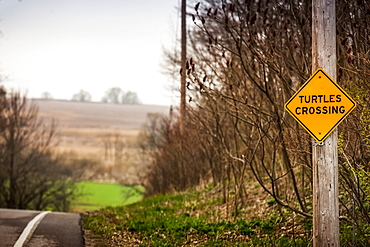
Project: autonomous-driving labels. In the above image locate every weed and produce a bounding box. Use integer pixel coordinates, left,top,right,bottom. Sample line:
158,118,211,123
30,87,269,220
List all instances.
83,189,312,246
267,197,276,206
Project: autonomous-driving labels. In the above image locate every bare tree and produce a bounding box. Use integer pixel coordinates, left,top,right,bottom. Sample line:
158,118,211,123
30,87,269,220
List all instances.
121,91,141,105
102,87,122,104
41,92,53,100
0,91,75,211
72,89,92,102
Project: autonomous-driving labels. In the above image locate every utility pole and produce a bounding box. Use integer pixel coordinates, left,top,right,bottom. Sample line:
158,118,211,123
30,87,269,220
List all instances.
179,0,186,136
312,0,339,245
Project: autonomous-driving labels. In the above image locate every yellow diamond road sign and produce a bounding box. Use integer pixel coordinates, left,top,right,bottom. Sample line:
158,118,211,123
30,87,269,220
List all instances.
284,68,356,143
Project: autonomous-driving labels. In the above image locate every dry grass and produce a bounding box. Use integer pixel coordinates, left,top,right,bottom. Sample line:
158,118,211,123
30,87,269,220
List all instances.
35,99,170,129
34,99,170,182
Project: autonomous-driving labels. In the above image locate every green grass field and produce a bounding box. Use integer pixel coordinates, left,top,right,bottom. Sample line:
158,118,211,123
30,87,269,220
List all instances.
71,181,144,212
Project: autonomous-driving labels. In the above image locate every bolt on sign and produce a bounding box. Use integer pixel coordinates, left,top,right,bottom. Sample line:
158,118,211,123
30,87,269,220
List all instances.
284,68,356,143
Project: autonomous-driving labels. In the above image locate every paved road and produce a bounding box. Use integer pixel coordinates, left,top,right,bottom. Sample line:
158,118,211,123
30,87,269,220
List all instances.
0,209,84,247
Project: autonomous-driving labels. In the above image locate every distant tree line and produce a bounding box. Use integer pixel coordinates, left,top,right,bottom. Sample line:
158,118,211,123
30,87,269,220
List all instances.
70,87,141,105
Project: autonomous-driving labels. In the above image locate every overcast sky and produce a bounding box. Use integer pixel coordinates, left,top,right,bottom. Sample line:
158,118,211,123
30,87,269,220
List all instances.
0,0,180,105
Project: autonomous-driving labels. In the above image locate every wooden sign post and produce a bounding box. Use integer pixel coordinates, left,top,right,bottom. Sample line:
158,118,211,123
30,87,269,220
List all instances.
312,0,339,245
285,65,355,246
285,0,356,245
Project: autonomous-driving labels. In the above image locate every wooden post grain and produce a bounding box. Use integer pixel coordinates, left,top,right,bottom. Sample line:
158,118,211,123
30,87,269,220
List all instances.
312,0,339,246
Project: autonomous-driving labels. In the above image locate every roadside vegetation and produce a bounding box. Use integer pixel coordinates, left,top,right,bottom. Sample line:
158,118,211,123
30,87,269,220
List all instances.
119,0,369,246
83,186,313,246
83,185,370,246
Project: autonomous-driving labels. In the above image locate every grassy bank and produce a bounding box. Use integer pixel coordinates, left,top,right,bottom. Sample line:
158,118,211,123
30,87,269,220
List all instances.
82,187,312,246
71,181,144,212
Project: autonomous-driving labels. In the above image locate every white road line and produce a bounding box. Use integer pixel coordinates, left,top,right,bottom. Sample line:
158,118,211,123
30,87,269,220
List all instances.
13,211,50,247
